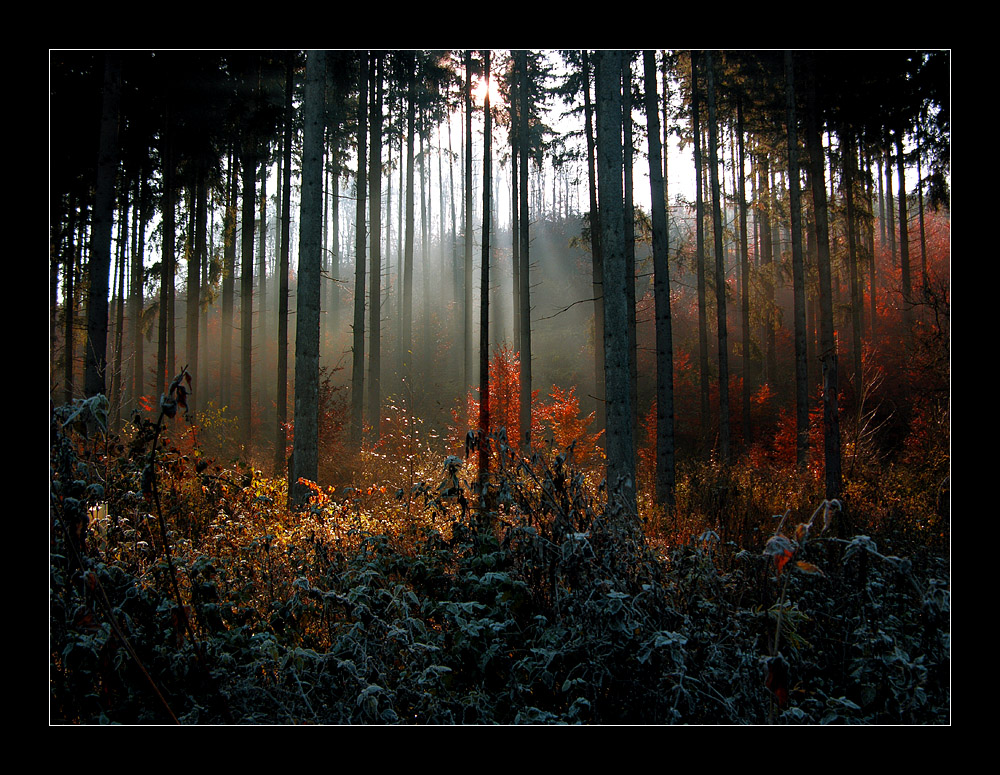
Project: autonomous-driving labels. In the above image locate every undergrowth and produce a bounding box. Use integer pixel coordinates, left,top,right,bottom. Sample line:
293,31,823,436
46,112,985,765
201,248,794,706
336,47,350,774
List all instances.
50,388,950,725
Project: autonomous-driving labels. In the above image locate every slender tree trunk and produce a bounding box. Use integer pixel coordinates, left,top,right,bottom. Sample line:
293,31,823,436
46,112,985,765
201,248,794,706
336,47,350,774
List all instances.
621,53,638,450
84,52,121,399
705,51,730,463
737,97,752,447
884,146,897,267
367,53,383,441
289,50,327,508
691,52,710,448
595,50,636,512
257,155,268,409
843,132,863,402
158,109,176,397
582,50,605,437
916,130,928,291
350,52,369,447
643,50,675,510
478,50,492,492
517,49,532,450
896,132,913,343
866,146,878,343
221,146,236,410
110,194,127,427
64,199,78,403
239,139,256,452
510,74,521,369
188,166,206,419
403,54,417,389
131,176,147,408
463,51,475,402
274,54,294,478
785,53,809,471
805,57,842,506
330,158,341,336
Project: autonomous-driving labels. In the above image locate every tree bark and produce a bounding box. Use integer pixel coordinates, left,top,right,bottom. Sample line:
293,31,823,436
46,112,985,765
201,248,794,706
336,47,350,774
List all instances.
805,56,842,505
367,53,383,441
350,52,369,448
705,51,730,463
289,50,327,508
785,53,809,471
274,53,294,478
517,50,532,450
595,50,636,512
464,52,475,403
84,52,121,399
643,50,676,510
239,137,256,452
478,50,492,492
582,50,605,438
690,52,710,447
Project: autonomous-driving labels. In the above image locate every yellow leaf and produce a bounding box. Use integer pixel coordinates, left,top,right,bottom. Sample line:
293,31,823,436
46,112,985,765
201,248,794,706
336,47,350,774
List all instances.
795,560,824,576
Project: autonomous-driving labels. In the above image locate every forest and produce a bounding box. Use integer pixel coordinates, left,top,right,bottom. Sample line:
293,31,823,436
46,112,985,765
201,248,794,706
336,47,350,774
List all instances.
49,49,950,725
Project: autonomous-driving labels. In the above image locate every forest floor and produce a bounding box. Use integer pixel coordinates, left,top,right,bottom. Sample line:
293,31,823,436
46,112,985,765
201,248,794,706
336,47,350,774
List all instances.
50,393,950,725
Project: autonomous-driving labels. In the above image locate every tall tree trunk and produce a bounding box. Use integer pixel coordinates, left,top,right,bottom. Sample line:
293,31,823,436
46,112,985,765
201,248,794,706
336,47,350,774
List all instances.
705,51,730,463
367,53,383,441
350,52,369,448
64,199,78,403
582,50,605,438
691,52,710,448
510,73,521,368
221,146,236,410
895,131,913,344
188,166,206,419
843,132,863,402
131,176,147,409
517,50,532,450
621,53,638,450
805,57,842,507
643,50,676,510
111,193,128,428
403,54,417,390
158,108,176,397
785,53,809,471
757,154,776,386
84,52,121,399
257,154,268,417
884,146,897,266
274,53,294,478
463,51,475,403
478,50,492,492
737,96,752,447
330,156,341,337
595,50,636,512
239,139,256,453
289,50,327,508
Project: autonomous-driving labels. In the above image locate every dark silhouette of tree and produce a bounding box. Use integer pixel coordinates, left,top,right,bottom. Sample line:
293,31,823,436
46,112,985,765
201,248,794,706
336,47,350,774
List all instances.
83,53,121,399
274,53,297,478
704,51,731,463
289,50,327,508
784,52,810,471
478,50,493,492
367,53,384,442
350,53,369,449
595,50,636,512
642,49,676,510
